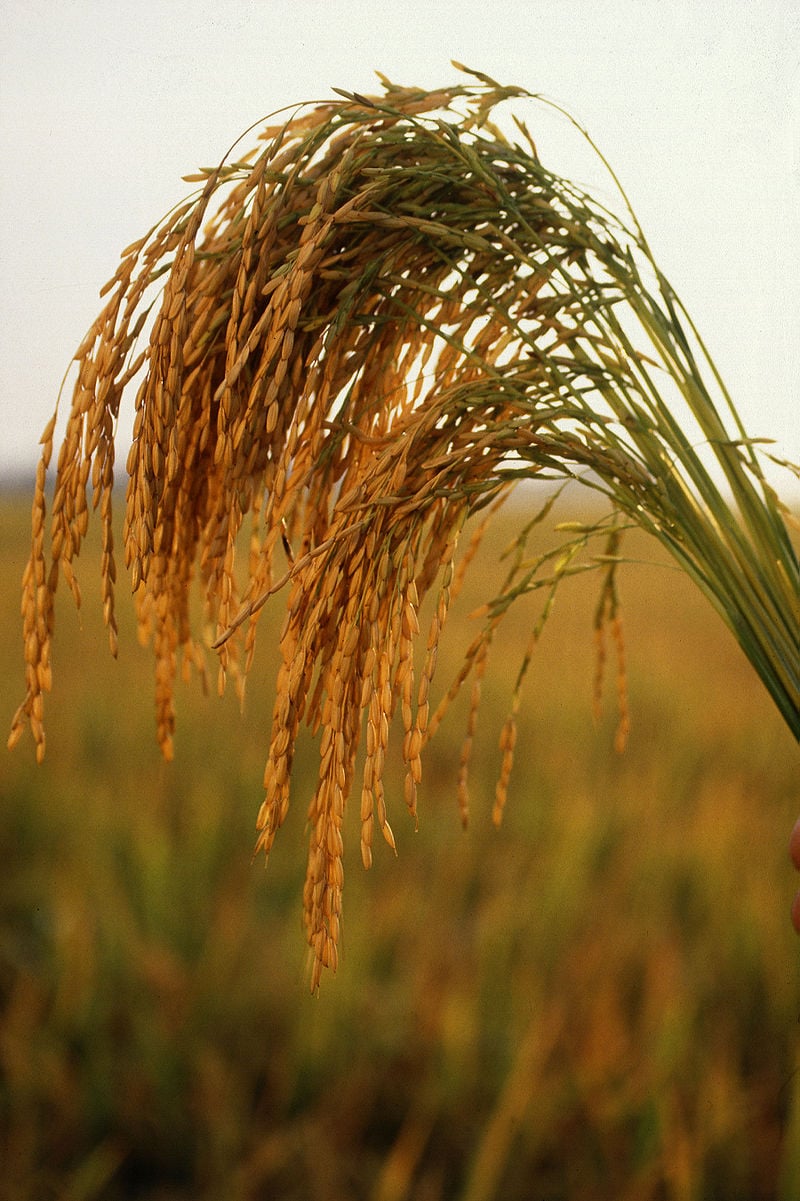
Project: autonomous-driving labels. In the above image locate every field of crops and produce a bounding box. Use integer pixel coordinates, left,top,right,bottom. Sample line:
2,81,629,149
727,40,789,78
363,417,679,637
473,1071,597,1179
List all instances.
1,488,798,1200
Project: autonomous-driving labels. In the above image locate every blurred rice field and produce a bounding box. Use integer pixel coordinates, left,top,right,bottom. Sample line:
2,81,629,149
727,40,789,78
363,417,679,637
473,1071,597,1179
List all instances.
1,488,798,1200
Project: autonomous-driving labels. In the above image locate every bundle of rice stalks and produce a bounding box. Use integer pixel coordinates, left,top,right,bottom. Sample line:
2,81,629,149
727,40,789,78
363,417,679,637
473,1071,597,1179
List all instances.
10,66,798,987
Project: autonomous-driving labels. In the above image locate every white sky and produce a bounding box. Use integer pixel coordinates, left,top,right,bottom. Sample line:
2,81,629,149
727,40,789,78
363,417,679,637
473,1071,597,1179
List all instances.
0,0,797,483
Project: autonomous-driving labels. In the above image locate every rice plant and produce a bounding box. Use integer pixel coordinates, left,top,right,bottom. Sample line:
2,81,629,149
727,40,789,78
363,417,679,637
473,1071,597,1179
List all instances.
9,66,798,988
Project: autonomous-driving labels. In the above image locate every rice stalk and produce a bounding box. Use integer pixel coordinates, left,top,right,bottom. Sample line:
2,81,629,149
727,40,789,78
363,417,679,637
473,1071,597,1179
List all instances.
9,65,799,987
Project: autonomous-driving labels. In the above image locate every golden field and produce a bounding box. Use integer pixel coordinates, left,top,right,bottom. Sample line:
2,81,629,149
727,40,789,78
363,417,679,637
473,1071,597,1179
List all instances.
1,488,798,1201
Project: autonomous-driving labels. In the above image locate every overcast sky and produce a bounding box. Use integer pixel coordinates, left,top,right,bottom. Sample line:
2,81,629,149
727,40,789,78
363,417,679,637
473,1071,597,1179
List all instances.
0,0,797,483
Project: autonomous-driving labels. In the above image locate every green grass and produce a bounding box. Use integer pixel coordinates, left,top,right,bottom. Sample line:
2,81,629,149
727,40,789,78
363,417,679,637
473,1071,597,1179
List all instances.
2,491,799,1200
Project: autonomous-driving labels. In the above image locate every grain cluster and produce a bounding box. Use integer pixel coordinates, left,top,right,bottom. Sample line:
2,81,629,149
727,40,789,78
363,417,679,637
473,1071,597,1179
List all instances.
11,67,798,986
